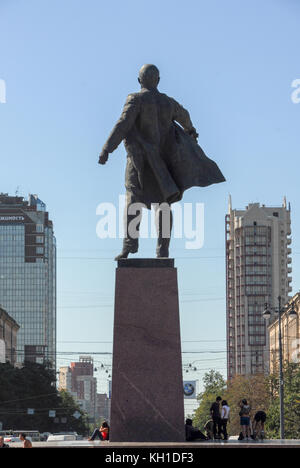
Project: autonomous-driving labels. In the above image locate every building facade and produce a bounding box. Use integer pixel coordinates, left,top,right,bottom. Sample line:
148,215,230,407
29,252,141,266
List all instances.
58,366,73,392
96,393,110,422
226,198,292,378
59,356,98,421
269,292,300,373
75,374,98,420
0,306,20,365
0,193,56,368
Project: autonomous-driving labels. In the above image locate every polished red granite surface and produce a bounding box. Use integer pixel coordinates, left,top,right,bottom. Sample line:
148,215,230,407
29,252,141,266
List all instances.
110,261,184,442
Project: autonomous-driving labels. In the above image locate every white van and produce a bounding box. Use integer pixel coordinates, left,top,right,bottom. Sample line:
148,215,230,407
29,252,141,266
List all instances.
47,433,77,442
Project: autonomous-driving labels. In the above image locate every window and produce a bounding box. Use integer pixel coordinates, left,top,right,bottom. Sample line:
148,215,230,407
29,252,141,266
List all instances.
249,335,265,345
36,236,43,243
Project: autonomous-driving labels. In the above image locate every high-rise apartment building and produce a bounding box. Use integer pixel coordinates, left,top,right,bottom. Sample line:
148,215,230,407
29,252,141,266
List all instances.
59,358,109,422
226,198,292,378
0,193,56,368
68,356,97,421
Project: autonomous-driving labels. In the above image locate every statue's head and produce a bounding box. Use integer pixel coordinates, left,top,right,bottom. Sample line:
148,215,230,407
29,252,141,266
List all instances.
138,64,160,89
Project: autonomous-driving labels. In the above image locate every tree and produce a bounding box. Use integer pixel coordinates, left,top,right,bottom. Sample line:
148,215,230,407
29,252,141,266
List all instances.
193,370,226,430
193,363,300,439
193,370,269,437
58,390,89,435
266,362,300,439
0,362,89,435
224,373,269,436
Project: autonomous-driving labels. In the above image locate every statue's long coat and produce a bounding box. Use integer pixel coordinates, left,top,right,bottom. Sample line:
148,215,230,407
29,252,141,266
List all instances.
103,88,225,208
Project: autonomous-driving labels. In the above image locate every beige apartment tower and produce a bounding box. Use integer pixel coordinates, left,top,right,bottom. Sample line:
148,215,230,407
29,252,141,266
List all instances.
226,198,292,379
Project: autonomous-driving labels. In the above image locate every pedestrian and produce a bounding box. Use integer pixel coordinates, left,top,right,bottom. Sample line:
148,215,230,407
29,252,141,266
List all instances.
88,421,110,441
221,400,230,440
210,396,222,439
185,418,207,441
239,399,251,440
19,433,32,448
0,436,9,448
252,410,267,440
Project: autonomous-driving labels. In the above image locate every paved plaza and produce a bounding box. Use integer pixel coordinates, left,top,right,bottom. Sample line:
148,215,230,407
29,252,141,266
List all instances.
5,439,300,448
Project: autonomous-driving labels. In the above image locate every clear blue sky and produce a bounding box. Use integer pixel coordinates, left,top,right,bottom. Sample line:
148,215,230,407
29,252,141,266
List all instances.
1,0,300,392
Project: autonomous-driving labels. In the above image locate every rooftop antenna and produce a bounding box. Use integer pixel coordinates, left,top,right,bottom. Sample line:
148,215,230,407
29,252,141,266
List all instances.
15,186,20,196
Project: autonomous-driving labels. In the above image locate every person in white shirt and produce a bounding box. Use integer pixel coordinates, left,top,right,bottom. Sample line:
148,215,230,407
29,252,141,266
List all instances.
221,400,230,440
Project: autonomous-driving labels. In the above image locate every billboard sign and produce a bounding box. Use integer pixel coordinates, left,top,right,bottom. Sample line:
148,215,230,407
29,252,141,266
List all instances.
0,215,25,222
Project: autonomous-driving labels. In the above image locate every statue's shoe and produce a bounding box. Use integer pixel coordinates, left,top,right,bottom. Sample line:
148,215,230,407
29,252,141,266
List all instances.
115,251,129,261
156,250,169,258
114,248,137,261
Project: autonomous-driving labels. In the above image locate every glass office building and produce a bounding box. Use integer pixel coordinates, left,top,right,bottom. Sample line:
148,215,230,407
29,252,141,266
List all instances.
0,194,56,368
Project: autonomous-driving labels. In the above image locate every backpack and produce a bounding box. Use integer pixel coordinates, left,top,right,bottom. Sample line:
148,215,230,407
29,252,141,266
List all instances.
239,405,250,416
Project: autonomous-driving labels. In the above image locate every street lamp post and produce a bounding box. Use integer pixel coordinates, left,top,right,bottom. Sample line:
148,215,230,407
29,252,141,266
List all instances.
263,295,297,440
277,296,285,440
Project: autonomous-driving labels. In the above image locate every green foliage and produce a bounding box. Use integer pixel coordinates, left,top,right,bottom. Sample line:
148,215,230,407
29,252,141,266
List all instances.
202,369,226,395
193,370,226,431
193,363,300,439
224,373,269,436
0,362,89,435
58,389,89,435
266,362,300,439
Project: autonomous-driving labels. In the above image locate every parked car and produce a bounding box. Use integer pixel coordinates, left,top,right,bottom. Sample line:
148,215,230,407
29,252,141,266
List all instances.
39,432,51,441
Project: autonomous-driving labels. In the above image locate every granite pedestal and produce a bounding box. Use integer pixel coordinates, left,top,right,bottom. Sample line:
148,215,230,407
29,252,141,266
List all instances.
110,258,185,442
